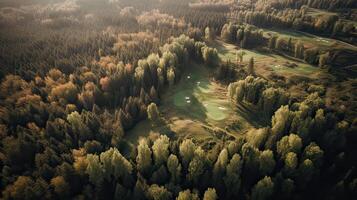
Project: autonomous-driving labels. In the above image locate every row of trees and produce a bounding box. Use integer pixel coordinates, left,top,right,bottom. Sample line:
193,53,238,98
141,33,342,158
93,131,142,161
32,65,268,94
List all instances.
219,22,336,67
221,23,266,48
229,8,356,39
255,0,357,11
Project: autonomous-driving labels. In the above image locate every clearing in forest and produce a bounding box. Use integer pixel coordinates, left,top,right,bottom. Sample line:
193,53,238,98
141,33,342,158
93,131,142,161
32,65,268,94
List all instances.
125,63,256,146
214,40,322,79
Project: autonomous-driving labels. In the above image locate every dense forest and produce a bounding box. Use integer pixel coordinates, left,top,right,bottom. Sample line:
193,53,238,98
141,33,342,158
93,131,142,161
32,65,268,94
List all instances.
0,0,356,200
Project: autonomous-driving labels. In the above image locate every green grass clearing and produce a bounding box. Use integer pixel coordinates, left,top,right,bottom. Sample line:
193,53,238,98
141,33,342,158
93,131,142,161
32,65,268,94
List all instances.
213,40,321,78
125,62,256,145
169,64,231,122
262,28,357,50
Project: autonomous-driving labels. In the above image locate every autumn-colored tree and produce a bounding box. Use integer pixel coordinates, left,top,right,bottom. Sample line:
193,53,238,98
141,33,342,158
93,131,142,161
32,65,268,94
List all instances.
179,139,196,168
146,184,172,200
259,150,275,176
167,68,176,88
152,135,170,167
167,154,182,183
2,176,37,199
50,82,78,103
221,23,235,42
224,153,242,198
176,189,200,200
50,176,69,197
147,103,160,125
202,46,220,67
277,134,303,159
187,147,207,185
136,138,153,176
205,27,215,42
203,188,218,200
265,106,294,149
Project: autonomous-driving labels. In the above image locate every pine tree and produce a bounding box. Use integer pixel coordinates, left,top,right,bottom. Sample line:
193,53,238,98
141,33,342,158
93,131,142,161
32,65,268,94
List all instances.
248,57,255,76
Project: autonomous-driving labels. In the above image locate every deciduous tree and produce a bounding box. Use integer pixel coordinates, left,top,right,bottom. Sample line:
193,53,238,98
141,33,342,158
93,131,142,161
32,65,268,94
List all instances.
251,176,274,200
176,189,199,200
203,188,217,200
152,135,170,167
205,27,215,42
259,150,275,175
136,138,152,176
147,103,160,124
277,134,303,158
167,154,182,183
179,139,196,168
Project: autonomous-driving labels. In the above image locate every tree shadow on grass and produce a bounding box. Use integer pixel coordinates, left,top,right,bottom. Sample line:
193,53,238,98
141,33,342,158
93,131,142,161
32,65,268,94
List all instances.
249,48,276,58
212,40,237,54
235,101,271,128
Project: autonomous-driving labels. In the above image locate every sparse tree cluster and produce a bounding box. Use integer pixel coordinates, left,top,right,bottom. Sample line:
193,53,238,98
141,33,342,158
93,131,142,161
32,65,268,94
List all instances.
228,76,289,118
229,7,356,41
221,23,266,48
219,23,342,68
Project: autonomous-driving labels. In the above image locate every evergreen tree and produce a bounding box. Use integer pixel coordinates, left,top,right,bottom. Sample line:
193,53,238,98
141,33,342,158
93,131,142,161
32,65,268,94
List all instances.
248,57,255,76
251,176,274,200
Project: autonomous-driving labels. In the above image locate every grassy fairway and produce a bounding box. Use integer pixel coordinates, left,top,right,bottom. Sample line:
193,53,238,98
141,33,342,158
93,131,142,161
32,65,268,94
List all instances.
213,40,321,79
160,63,254,135
168,63,231,122
214,40,266,62
262,28,357,50
125,62,256,145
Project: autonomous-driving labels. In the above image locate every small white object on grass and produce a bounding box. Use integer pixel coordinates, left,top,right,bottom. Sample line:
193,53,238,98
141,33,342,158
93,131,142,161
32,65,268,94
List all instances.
186,100,191,103
218,106,227,110
187,76,191,79
185,96,190,100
